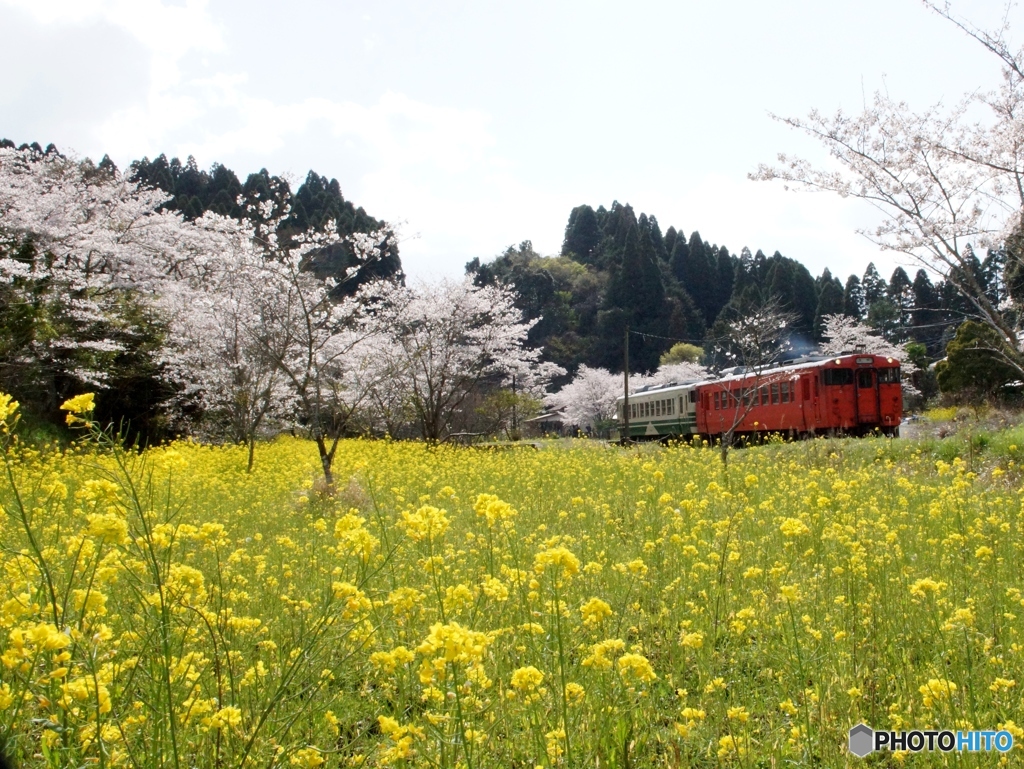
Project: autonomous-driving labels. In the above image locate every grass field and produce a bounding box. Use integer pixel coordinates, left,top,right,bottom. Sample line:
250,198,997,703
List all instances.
2,398,1023,767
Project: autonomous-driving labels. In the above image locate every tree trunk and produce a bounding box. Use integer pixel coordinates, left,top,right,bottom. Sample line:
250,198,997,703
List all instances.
719,431,732,467
247,436,256,474
315,435,335,488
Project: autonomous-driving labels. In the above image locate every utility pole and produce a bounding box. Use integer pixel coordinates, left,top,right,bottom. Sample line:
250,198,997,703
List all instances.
622,325,630,445
511,374,518,439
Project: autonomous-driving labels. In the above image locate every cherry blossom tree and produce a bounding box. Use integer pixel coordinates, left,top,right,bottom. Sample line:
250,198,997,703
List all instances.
819,313,920,398
752,2,1024,366
158,233,293,470
818,314,906,359
370,278,562,443
0,145,235,419
1,144,401,472
239,206,398,483
544,365,622,433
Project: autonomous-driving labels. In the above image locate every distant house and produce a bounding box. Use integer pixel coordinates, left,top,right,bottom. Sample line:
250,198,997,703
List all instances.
524,409,572,437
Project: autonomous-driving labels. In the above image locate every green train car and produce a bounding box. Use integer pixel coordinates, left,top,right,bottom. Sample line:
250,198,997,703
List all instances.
613,381,700,440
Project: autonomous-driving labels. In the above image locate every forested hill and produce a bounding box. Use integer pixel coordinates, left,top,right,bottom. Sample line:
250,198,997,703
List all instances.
467,201,979,376
130,154,403,288
1,139,403,290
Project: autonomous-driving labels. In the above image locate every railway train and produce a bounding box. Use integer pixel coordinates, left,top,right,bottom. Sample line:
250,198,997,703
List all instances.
615,353,902,442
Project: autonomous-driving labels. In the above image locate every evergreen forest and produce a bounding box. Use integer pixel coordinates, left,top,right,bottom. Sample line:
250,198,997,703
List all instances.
469,201,997,389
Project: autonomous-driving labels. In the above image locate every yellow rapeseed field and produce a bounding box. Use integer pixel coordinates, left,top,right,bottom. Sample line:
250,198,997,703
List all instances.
1,393,1023,767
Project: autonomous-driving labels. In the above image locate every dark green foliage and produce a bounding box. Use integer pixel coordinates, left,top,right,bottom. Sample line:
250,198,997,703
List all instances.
862,263,887,306
561,204,602,264
682,231,716,323
936,321,1023,397
602,224,669,371
713,246,735,320
663,226,678,261
669,232,689,285
910,269,946,355
889,266,913,336
867,298,900,341
843,274,865,318
813,270,845,340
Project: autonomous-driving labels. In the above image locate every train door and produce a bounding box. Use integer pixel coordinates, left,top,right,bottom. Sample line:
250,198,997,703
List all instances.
856,368,879,424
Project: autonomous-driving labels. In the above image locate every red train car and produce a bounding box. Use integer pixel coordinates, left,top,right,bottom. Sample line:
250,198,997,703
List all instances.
694,354,902,440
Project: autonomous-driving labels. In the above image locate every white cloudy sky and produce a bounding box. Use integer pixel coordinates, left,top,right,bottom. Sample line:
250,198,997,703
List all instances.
1,0,1018,281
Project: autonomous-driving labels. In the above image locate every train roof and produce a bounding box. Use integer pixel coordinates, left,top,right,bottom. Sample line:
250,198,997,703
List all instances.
614,353,901,403
697,353,902,387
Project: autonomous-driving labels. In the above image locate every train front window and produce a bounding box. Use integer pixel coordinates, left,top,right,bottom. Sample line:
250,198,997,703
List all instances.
823,368,854,386
857,370,874,388
878,367,901,384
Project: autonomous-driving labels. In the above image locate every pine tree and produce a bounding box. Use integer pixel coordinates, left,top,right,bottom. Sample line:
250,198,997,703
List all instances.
561,205,601,264
670,232,689,284
713,246,734,322
843,275,865,318
813,273,845,340
663,226,678,261
910,269,944,352
888,266,913,335
683,231,715,323
862,263,887,306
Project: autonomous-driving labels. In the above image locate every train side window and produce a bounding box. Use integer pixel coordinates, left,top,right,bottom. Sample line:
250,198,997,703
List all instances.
780,382,790,403
714,392,720,410
732,388,740,408
802,377,811,400
771,383,780,404
759,385,768,406
655,401,660,417
690,391,697,403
